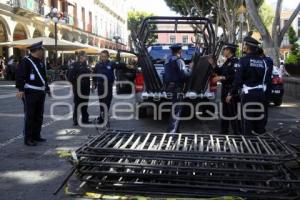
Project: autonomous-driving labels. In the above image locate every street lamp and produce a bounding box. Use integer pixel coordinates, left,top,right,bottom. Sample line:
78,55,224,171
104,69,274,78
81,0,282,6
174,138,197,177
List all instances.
45,8,68,68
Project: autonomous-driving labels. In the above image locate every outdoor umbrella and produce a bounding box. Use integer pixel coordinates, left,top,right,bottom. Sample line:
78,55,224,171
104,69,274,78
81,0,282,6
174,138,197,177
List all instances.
0,37,87,51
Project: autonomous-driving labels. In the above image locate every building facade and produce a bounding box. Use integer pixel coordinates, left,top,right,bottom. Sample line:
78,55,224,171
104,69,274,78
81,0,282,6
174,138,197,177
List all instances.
155,24,195,44
279,9,300,60
0,0,129,58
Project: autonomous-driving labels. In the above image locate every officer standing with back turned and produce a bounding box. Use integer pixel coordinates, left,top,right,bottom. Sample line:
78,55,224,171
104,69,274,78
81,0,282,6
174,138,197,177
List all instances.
16,41,49,146
227,36,268,135
164,44,192,133
208,43,241,134
68,51,91,126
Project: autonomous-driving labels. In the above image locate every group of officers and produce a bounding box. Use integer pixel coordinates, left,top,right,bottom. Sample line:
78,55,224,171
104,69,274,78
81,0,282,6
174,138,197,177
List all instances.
16,41,118,146
16,35,272,146
165,36,273,135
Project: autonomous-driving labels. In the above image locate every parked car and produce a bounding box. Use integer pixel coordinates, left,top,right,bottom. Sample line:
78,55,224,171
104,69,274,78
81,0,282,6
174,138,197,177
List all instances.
268,66,284,106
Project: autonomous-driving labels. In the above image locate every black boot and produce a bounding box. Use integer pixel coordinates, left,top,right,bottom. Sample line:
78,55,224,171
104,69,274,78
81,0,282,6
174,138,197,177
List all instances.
24,139,37,146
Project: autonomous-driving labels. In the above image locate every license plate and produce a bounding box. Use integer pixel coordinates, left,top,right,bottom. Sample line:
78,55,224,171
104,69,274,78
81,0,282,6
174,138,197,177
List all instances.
272,90,281,94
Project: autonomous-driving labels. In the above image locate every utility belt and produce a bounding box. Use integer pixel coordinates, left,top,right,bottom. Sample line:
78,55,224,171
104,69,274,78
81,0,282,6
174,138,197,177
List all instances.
242,84,266,94
24,83,45,91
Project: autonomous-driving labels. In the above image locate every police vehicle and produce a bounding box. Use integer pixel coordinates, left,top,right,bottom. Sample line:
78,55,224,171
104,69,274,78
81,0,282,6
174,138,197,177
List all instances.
131,17,220,117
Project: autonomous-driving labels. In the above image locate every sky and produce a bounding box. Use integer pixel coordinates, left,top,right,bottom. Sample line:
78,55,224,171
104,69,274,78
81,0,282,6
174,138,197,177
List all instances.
127,0,300,16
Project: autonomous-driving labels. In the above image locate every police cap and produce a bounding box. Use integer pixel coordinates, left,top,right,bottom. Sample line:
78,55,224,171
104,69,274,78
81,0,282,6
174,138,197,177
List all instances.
28,41,43,51
243,36,260,47
169,43,182,51
223,43,238,51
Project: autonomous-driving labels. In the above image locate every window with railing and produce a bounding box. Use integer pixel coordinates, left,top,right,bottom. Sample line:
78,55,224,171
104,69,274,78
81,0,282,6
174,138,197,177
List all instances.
182,35,188,44
169,35,176,44
11,0,40,14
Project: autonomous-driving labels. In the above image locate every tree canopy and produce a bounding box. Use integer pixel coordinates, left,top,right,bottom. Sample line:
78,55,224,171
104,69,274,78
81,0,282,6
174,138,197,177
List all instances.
164,0,264,43
127,10,158,46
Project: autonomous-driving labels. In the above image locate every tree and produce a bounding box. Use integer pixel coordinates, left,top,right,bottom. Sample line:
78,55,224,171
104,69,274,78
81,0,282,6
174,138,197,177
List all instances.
286,27,300,64
258,2,275,33
164,0,263,43
245,0,300,66
288,27,299,55
127,10,158,48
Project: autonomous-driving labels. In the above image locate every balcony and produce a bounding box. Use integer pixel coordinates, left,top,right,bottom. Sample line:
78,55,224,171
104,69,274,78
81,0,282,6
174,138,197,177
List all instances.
10,0,41,16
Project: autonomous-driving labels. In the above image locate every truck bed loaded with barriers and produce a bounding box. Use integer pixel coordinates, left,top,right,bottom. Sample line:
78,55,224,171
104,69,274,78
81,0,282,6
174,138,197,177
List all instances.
131,16,223,117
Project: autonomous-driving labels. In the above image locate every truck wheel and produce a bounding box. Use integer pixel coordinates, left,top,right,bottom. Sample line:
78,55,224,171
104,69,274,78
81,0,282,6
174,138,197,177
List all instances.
273,99,282,106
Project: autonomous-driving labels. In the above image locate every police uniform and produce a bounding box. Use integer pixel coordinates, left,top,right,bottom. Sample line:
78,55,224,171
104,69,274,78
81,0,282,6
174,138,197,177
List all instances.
67,53,91,125
16,41,49,146
259,49,273,127
229,37,268,135
214,43,241,134
164,44,191,133
93,60,118,124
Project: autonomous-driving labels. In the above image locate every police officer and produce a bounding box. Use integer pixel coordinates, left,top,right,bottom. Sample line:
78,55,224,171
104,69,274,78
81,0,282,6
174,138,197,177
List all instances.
208,43,241,134
164,44,192,133
93,50,119,125
258,47,273,127
68,51,91,126
227,36,269,135
16,41,49,146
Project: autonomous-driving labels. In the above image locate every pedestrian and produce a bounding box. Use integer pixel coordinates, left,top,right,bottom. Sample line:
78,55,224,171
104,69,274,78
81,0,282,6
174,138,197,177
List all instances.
163,43,192,133
226,36,268,135
15,41,50,146
208,43,241,134
67,51,91,126
0,56,5,79
93,50,122,125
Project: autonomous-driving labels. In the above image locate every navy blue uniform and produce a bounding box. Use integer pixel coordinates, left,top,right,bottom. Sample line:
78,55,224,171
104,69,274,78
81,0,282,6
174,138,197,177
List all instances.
164,56,191,133
229,54,269,135
215,56,241,134
68,61,91,124
262,56,273,127
16,55,49,143
93,60,118,123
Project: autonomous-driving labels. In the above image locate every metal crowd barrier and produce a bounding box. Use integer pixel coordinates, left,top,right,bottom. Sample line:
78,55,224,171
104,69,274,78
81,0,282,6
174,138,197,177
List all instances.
69,130,300,199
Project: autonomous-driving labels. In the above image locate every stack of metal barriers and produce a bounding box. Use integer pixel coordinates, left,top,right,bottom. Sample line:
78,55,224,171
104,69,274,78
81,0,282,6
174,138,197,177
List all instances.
71,130,300,199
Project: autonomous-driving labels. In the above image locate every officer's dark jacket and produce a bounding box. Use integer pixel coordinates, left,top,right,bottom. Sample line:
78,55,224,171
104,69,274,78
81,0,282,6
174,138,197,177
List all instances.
229,53,269,95
16,55,49,92
263,56,273,89
93,60,116,84
93,60,126,85
214,56,238,89
67,61,91,89
164,56,189,85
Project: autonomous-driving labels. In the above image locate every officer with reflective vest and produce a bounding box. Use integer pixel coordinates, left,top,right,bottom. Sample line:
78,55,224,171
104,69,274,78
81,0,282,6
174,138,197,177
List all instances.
208,43,241,134
227,36,269,135
16,41,49,146
164,44,192,133
68,51,91,126
93,50,125,125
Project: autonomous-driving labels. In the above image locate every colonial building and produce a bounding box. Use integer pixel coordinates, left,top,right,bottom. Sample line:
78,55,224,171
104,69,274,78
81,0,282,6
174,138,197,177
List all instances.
0,0,129,58
155,24,195,44
279,9,300,60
